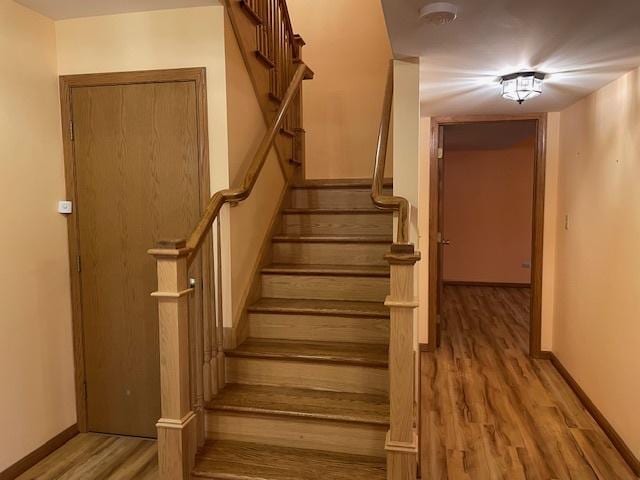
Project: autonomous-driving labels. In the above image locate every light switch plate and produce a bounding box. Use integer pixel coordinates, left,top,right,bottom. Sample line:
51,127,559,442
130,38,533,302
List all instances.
58,200,73,214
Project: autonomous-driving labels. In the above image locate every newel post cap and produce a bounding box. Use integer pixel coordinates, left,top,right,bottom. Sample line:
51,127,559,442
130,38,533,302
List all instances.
385,243,421,265
148,238,192,258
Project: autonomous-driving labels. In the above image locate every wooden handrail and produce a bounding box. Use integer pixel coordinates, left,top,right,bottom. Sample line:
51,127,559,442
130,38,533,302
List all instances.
371,61,410,244
185,63,310,259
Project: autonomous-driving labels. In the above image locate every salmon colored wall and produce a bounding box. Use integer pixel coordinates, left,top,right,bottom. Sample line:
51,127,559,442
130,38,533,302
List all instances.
442,139,535,284
0,1,76,470
554,67,640,459
224,14,286,325
287,0,393,179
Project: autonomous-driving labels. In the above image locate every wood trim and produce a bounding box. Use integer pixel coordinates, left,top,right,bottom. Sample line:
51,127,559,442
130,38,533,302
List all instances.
443,280,531,288
0,424,78,480
547,352,640,476
59,68,211,433
428,114,547,356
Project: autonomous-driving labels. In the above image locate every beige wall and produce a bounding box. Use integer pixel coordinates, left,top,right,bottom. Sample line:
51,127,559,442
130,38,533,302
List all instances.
553,67,640,458
224,15,286,324
442,139,535,284
0,0,76,470
287,0,393,179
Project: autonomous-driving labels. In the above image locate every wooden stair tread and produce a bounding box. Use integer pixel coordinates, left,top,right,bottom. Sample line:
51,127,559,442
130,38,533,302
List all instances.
226,338,388,367
272,234,393,244
192,440,386,479
291,179,393,189
282,208,390,214
261,263,390,277
248,298,389,317
206,384,389,425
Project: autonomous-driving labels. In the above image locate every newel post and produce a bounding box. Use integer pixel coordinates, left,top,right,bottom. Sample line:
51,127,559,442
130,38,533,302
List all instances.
385,243,420,480
149,239,197,480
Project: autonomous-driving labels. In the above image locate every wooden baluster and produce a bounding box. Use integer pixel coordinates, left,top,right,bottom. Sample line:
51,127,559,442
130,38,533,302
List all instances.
269,0,276,97
203,229,216,401
190,258,205,448
149,239,197,480
384,243,420,480
215,219,225,390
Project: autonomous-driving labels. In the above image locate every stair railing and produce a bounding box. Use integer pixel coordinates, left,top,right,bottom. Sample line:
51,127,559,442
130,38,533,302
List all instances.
371,61,421,480
241,0,305,159
149,62,311,480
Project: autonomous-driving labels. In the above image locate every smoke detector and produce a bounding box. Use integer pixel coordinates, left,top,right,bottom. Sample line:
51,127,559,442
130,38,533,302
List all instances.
420,2,458,25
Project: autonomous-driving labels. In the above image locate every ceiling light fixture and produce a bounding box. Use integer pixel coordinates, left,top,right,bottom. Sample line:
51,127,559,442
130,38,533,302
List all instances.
420,2,458,25
500,72,546,104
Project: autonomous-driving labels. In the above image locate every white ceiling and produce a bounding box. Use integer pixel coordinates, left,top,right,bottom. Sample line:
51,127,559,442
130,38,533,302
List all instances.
15,0,219,20
381,0,640,116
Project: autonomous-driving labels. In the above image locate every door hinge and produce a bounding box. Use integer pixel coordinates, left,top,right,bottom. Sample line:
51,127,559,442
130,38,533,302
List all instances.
437,147,444,159
70,120,75,142
83,381,88,400
76,255,82,273
437,231,442,243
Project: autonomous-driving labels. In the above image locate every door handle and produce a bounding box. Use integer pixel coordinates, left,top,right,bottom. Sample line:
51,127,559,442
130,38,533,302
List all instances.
189,278,198,288
440,239,451,246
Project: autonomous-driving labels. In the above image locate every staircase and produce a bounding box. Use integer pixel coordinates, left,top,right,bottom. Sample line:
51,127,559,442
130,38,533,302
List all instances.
149,2,419,478
191,180,393,478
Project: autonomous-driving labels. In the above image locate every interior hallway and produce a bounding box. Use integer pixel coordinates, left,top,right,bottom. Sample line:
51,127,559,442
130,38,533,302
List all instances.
420,285,637,479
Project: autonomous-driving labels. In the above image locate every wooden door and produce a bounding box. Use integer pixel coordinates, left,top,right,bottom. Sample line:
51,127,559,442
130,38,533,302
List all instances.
71,80,201,437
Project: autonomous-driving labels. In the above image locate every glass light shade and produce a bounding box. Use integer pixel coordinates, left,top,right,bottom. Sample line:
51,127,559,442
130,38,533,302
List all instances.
501,72,545,104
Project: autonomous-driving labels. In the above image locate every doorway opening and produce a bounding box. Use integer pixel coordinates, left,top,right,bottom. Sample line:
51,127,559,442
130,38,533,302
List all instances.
428,114,547,357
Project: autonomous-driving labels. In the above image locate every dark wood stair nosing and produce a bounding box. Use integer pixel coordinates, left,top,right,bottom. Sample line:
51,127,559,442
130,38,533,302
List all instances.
281,208,391,215
225,349,388,368
260,265,390,278
247,303,390,319
272,235,393,244
205,404,389,427
291,179,393,189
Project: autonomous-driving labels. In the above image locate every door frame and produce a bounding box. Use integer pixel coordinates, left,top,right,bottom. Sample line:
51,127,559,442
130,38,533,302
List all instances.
427,113,548,357
59,68,211,432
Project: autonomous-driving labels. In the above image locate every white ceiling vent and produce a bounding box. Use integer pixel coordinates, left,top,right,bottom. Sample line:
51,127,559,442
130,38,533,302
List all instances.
419,2,458,25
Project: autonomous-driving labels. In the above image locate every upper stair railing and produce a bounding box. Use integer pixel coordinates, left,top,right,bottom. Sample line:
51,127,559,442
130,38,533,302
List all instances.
148,8,312,475
371,61,421,480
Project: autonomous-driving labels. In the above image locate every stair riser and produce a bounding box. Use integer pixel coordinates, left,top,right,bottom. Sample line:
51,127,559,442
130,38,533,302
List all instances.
272,242,390,266
205,411,387,458
226,357,388,395
290,188,392,209
248,313,390,344
261,274,389,302
282,213,392,236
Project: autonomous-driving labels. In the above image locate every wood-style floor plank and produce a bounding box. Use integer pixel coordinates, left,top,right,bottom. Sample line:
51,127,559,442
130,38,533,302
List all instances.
420,286,638,480
15,433,157,480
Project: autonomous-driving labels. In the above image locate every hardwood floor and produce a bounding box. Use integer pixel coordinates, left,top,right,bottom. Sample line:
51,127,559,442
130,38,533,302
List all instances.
420,285,638,480
16,433,157,479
